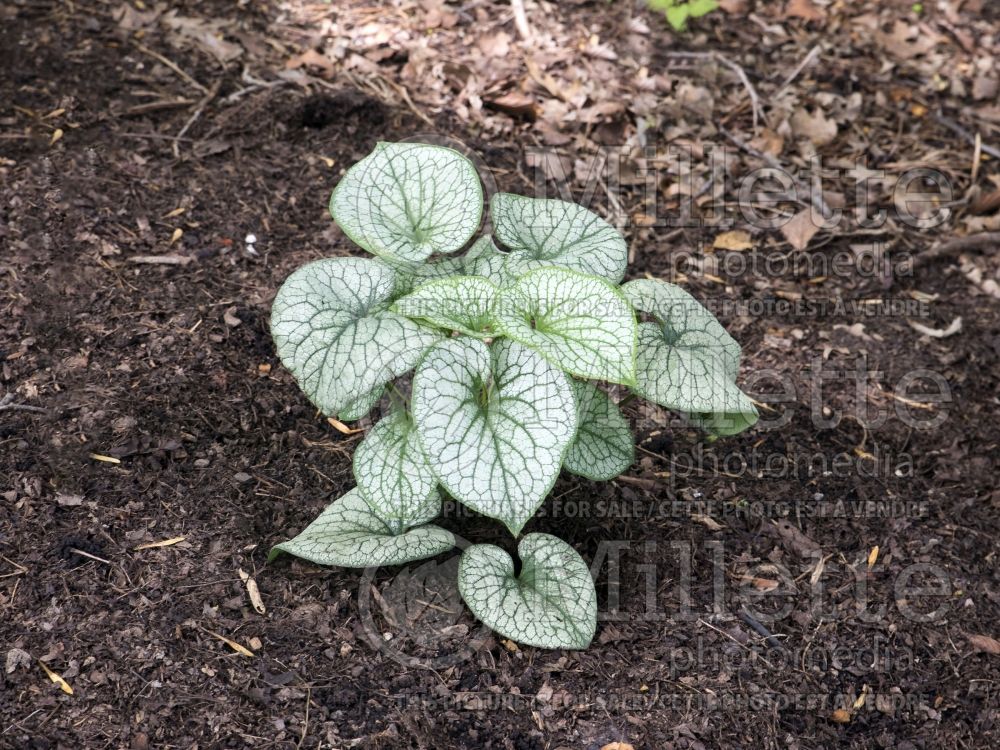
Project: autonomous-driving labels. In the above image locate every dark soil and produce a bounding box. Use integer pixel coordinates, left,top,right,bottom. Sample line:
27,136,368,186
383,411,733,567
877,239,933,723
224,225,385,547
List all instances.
2,1,999,749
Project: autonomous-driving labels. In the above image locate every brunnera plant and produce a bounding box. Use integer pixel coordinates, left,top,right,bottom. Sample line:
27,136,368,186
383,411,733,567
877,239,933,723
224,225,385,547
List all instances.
268,142,757,650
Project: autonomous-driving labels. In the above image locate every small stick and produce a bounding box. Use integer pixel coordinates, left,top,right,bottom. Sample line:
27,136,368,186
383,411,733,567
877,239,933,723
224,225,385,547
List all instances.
908,231,1000,269
719,126,833,220
510,0,533,42
68,548,113,566
133,42,210,95
773,45,822,98
933,111,1000,160
0,393,48,414
738,608,785,651
173,80,222,158
666,52,765,131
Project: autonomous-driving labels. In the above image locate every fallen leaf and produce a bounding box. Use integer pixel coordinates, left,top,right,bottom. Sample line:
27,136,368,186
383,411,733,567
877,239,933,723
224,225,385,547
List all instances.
484,92,538,120
223,306,242,328
239,569,266,615
791,108,838,146
713,230,753,251
691,513,725,531
285,49,335,77
89,453,122,464
781,209,821,250
478,32,510,58
162,13,243,64
39,661,74,695
328,417,363,435
968,634,1000,655
600,743,636,750
49,129,63,145
830,709,852,723
785,0,825,22
5,648,32,675
55,493,84,507
203,628,255,657
867,545,879,570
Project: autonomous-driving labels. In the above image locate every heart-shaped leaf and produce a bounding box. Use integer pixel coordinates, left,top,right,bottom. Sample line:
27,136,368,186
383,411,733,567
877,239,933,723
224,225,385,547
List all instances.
564,381,634,480
491,193,627,283
353,411,440,534
338,385,385,422
329,142,483,263
269,488,454,568
622,279,756,425
411,337,577,536
270,257,442,418
493,268,637,385
457,533,597,649
393,276,498,338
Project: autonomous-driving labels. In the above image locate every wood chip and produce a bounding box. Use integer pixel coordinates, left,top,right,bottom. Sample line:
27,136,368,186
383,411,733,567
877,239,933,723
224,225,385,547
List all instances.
128,254,193,266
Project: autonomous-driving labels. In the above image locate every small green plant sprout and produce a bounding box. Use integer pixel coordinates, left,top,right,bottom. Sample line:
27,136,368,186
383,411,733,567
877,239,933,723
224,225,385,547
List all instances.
648,0,719,31
269,141,756,650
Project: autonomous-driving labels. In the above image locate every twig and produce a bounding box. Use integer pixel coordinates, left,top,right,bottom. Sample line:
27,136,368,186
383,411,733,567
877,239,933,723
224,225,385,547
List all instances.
719,125,833,220
738,608,785,651
666,52,764,132
297,687,311,750
773,45,822,98
68,548,113,566
173,80,222,158
934,111,1000,160
132,42,209,95
510,0,533,42
715,55,763,132
0,393,48,414
907,231,1000,270
698,617,776,669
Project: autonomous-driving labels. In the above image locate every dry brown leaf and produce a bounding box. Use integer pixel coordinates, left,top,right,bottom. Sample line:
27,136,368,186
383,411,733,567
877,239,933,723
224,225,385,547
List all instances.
328,417,363,435
478,32,510,58
600,743,635,750
830,709,852,723
713,230,754,251
718,0,748,12
39,661,74,695
781,209,821,250
867,545,879,570
968,634,1000,655
484,92,537,119
239,569,266,615
285,49,335,78
785,0,825,22
790,108,838,146
691,513,725,531
203,628,255,657
750,127,785,157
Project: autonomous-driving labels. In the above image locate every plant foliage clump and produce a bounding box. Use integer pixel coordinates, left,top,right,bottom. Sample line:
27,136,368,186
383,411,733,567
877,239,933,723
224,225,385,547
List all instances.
269,142,756,649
